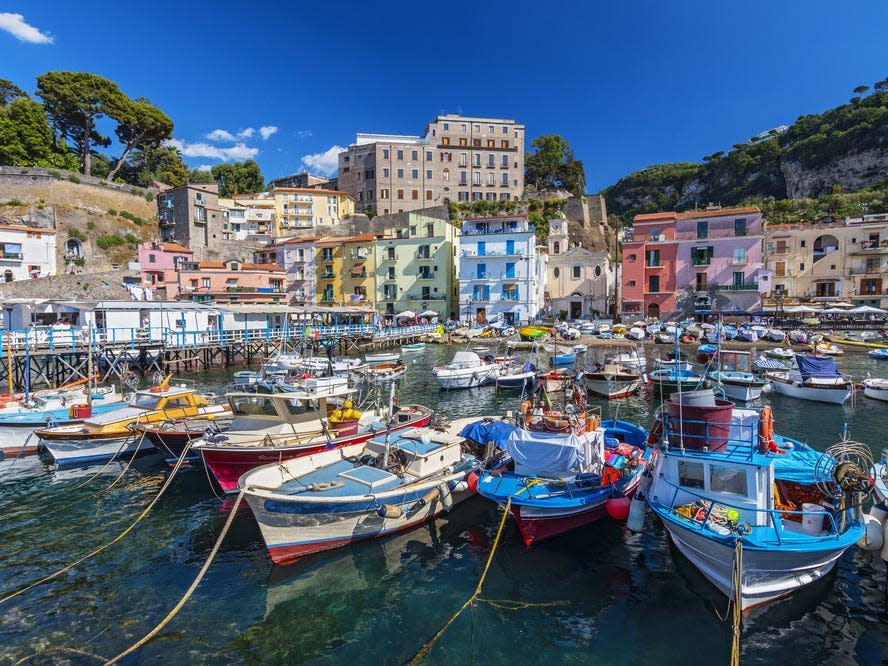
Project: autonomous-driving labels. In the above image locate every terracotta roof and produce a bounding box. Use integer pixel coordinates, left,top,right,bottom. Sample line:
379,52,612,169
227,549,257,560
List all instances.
0,224,56,235
252,263,285,272
633,212,676,222
198,261,225,269
159,242,192,253
675,206,760,220
272,187,351,198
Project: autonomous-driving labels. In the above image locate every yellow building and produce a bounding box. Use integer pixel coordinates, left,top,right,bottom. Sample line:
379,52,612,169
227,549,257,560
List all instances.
315,234,379,306
315,237,343,305
271,188,355,237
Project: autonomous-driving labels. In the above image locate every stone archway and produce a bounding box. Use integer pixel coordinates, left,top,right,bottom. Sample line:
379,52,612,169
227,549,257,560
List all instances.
647,302,660,319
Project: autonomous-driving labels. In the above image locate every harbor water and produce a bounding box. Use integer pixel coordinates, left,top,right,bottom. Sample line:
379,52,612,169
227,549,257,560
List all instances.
1,344,887,664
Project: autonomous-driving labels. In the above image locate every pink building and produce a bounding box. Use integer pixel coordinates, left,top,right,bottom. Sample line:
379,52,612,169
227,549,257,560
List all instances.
138,241,193,299
174,260,286,304
621,206,766,318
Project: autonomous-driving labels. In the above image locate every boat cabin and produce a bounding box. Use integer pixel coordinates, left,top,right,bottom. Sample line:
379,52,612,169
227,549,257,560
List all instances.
364,429,463,478
718,350,752,373
226,380,356,427
129,386,210,412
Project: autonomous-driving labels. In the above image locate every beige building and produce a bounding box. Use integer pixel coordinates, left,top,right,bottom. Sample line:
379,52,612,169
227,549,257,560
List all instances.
545,215,614,318
270,188,355,236
764,214,888,308
338,114,525,215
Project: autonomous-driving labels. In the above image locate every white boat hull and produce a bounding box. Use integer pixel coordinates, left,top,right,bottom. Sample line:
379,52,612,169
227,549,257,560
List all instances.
768,377,850,404
433,368,496,389
864,385,888,402
581,375,640,399
663,518,847,610
715,381,764,402
41,435,154,465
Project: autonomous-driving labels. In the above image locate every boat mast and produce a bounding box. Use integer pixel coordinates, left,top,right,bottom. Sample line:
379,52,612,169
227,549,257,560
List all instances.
381,379,397,467
87,320,94,406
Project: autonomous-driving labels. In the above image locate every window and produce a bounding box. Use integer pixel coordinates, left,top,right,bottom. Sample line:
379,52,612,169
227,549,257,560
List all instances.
732,271,745,287
426,224,434,237
502,126,508,134
473,139,481,147
800,240,806,248
442,137,450,145
459,138,467,146
500,140,509,148
383,149,389,159
553,242,560,254
645,249,661,267
501,154,509,168
691,246,713,266
380,189,389,199
627,280,636,287
412,190,419,200
426,151,432,160
411,150,418,160
696,221,708,239
799,263,805,272
734,218,747,236
460,171,467,185
426,169,432,179
473,172,481,185
487,154,495,167
443,122,449,130
474,154,481,167
411,169,418,179
710,465,748,496
202,277,211,288
487,173,495,185
397,168,404,178
775,239,788,253
648,275,660,292
553,267,560,278
501,172,509,185
459,152,467,166
594,265,602,278
397,189,404,199
505,262,515,279
732,247,746,264
775,262,786,277
383,168,389,178
487,139,494,148
695,273,707,291
572,265,581,279
397,149,404,160
426,190,432,200
678,461,705,489
628,254,636,261
443,169,450,181
148,254,156,263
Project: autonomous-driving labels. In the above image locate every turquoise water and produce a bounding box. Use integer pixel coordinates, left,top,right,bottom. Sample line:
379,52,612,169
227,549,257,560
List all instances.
1,344,887,664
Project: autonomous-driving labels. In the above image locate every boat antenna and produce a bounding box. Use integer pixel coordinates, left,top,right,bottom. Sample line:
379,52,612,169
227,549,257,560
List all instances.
381,379,397,468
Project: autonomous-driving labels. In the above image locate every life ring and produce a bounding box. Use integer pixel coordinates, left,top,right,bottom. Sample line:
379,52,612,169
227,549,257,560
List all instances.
518,400,532,414
758,405,775,453
647,417,663,445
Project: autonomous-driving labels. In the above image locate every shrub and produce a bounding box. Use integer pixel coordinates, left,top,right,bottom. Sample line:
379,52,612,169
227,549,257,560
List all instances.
119,210,146,226
107,208,118,216
1,198,24,206
125,233,140,245
130,187,140,196
36,202,45,210
74,258,86,267
47,170,60,178
145,191,154,202
68,175,80,184
96,234,127,250
86,221,95,231
67,228,87,241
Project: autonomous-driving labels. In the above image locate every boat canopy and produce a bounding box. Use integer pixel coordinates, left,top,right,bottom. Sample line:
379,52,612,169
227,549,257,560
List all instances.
506,428,594,478
773,442,825,484
796,354,840,380
459,419,515,450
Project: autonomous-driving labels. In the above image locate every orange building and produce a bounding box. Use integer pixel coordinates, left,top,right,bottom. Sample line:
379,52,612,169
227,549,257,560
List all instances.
175,259,286,304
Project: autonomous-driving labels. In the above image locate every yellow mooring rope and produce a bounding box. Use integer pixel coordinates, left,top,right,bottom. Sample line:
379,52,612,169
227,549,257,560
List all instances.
102,489,245,664
407,497,513,665
715,536,743,666
0,440,193,606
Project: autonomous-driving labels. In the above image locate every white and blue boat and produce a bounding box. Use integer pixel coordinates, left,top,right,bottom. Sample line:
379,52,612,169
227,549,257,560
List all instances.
550,352,577,367
649,367,708,398
707,350,768,402
644,403,872,610
473,416,650,546
868,348,888,360
495,362,538,390
239,427,501,564
766,354,852,404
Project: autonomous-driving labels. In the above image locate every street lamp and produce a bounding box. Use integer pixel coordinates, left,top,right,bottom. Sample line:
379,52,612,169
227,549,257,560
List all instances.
464,297,474,325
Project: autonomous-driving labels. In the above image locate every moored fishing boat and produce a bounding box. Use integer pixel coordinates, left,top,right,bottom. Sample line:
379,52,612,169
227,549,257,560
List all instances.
628,326,646,341
194,382,433,493
549,352,577,367
472,407,651,546
580,363,641,399
649,367,708,397
707,350,768,402
752,355,788,374
132,414,235,466
539,368,575,394
862,378,888,401
239,426,498,563
644,402,872,610
431,351,498,389
364,351,402,365
233,370,262,389
765,347,795,360
607,349,646,371
867,348,888,360
351,361,408,384
766,355,852,404
36,381,229,465
401,342,426,353
495,362,538,390
696,343,718,364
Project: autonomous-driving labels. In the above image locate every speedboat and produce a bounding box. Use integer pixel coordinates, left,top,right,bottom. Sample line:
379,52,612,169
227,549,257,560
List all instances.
401,342,426,353
239,427,501,563
707,350,768,402
863,378,888,401
580,363,641,399
644,403,871,610
473,412,650,546
36,381,228,465
193,381,432,493
649,367,708,397
607,350,646,371
495,362,538,391
628,327,646,341
765,347,795,360
364,352,402,365
868,348,888,360
814,341,843,356
766,355,852,404
432,351,498,389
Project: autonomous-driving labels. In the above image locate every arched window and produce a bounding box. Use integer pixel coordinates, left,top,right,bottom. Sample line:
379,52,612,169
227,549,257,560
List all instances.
553,267,560,278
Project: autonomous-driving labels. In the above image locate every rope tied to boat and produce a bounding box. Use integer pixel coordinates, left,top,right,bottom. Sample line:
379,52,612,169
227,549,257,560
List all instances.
407,496,512,665
102,489,245,664
714,533,744,666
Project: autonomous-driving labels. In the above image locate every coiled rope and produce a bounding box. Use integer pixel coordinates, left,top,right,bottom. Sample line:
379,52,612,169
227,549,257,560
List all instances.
102,489,245,664
407,497,512,665
0,439,193,606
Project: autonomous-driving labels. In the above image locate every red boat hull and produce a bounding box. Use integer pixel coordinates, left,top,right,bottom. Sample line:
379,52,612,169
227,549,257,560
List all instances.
200,409,432,493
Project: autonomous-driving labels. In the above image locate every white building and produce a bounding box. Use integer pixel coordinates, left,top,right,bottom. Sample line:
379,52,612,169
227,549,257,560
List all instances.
0,225,57,282
254,236,319,306
545,216,615,319
457,215,546,325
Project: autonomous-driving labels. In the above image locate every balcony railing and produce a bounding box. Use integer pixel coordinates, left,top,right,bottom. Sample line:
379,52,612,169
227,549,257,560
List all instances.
705,283,760,291
417,274,434,280
691,258,711,266
321,272,335,279
462,248,525,257
0,253,23,261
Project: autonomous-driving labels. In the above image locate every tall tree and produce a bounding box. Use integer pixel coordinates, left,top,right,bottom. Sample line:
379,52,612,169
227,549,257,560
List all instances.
525,134,587,195
36,71,124,176
188,168,215,184
121,144,188,187
105,96,173,182
211,159,264,197
0,97,76,168
0,79,28,106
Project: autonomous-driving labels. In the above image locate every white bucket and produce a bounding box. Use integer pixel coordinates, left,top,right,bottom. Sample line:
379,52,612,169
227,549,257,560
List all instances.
669,389,716,407
801,502,827,535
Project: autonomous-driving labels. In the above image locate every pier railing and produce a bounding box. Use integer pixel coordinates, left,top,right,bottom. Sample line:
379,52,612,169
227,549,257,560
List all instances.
0,323,439,355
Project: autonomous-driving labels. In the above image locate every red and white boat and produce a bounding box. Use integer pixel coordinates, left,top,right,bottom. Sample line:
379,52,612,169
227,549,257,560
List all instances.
192,378,432,493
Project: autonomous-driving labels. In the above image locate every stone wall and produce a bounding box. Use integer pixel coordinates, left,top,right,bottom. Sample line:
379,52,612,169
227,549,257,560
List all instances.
0,270,137,301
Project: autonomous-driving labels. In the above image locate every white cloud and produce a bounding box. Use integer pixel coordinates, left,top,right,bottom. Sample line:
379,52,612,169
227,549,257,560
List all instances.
238,127,254,139
295,130,313,139
167,138,259,161
259,125,278,140
300,145,344,176
195,164,214,172
206,129,235,142
0,13,53,44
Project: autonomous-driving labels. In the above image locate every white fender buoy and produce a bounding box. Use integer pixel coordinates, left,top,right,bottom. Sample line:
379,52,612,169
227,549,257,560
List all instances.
870,502,888,528
377,504,403,519
857,513,885,551
449,479,469,493
627,493,647,532
880,522,888,562
438,483,453,511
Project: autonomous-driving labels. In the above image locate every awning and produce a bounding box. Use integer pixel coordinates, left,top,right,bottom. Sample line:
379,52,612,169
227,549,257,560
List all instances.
419,310,438,317
397,310,416,318
350,268,365,276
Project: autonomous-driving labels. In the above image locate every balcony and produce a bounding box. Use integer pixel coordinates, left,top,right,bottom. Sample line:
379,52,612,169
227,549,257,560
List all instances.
320,272,335,279
461,224,534,236
407,295,445,301
416,252,433,261
417,274,434,281
848,264,883,275
159,217,175,227
469,272,494,280
350,271,368,279
0,252,23,261
691,258,711,266
703,282,760,291
462,248,525,257
849,241,888,255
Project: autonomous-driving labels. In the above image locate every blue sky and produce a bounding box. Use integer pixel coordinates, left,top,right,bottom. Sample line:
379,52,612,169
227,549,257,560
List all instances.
2,1,887,192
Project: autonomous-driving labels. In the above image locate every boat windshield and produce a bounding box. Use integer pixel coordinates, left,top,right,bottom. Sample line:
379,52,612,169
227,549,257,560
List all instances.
130,393,163,410
230,395,280,416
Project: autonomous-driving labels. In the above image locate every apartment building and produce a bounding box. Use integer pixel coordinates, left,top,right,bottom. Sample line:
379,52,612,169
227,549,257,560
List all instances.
175,259,286,304
157,183,224,258
374,212,459,321
764,214,888,308
315,234,379,306
270,188,355,236
457,215,546,325
545,216,614,318
254,236,319,305
268,171,336,190
137,241,193,299
621,206,766,318
338,114,525,215
0,224,57,281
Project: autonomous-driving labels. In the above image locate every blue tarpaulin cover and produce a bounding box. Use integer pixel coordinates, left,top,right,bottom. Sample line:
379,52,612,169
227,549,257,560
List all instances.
796,354,840,380
459,419,516,450
506,428,586,478
773,440,825,484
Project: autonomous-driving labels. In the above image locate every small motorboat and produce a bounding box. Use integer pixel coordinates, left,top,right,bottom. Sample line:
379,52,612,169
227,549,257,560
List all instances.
736,329,758,343
519,325,552,341
539,369,575,394
648,367,708,397
580,364,641,399
233,370,262,389
655,331,676,345
628,327,646,341
814,341,843,356
132,415,234,466
401,342,426,353
364,352,402,365
863,378,888,401
572,343,588,354
607,350,646,371
696,343,718,364
722,325,738,340
752,355,789,373
495,362,538,390
765,329,786,342
550,352,577,367
867,348,888,360
788,330,809,345
766,355,852,404
645,403,873,610
352,361,408,384
707,350,768,402
655,357,693,373
432,351,498,389
765,347,795,360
